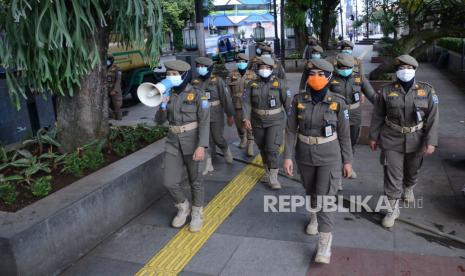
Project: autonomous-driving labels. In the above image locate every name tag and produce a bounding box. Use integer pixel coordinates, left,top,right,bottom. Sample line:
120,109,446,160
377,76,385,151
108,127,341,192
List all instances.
269,98,277,108
324,122,333,137
353,92,360,102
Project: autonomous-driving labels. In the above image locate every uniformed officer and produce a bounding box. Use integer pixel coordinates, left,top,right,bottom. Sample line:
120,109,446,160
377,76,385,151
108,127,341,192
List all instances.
252,42,286,80
191,57,235,175
299,45,325,91
369,54,439,228
329,53,376,181
283,59,353,264
155,60,210,232
106,56,123,120
226,53,257,156
242,56,291,189
302,36,320,60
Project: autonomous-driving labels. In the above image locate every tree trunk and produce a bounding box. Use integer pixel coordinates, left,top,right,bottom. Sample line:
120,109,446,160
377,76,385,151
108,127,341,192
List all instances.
294,27,306,54
320,9,332,49
56,26,111,153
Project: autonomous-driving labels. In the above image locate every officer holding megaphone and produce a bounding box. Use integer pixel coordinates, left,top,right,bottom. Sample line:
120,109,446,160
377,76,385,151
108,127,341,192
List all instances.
153,60,210,233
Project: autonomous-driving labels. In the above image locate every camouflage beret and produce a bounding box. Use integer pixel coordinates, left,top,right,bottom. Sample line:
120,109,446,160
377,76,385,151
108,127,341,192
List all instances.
395,54,419,68
258,56,275,66
237,53,249,61
195,56,214,66
311,45,324,54
307,59,334,72
164,60,191,72
341,40,354,49
336,53,355,68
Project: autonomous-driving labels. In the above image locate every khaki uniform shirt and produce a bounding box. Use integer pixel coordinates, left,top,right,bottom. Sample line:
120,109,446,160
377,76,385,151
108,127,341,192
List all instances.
369,81,439,153
242,76,292,128
226,70,257,110
284,91,353,166
155,84,210,155
192,75,235,123
329,71,376,126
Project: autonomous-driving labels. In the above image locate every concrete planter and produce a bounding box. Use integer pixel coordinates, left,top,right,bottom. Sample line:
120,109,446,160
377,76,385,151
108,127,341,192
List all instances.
0,139,166,276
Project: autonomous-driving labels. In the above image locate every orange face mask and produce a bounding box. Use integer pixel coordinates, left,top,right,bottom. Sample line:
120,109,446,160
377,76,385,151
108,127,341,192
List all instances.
307,75,329,91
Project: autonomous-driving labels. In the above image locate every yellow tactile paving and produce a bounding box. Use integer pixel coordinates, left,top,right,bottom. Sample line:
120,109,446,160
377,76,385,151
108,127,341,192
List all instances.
135,154,265,276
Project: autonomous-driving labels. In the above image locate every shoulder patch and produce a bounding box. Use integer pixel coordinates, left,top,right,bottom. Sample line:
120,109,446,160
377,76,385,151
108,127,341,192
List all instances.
432,94,439,104
297,102,306,109
187,93,195,101
272,80,280,88
417,89,426,97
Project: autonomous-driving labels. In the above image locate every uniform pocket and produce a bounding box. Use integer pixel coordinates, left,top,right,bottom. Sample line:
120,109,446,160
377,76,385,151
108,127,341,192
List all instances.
328,170,341,196
181,104,197,122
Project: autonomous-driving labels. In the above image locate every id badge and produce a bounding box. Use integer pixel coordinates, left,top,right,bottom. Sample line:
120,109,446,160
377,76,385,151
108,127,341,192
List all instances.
206,92,211,100
269,98,277,108
416,109,423,123
324,122,333,137
353,92,360,103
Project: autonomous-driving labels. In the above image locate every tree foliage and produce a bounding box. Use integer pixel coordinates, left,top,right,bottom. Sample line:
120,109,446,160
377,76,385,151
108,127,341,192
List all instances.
0,0,163,109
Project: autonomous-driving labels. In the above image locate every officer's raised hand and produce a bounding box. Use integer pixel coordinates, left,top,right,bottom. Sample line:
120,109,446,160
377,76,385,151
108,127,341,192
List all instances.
283,159,293,177
193,147,205,161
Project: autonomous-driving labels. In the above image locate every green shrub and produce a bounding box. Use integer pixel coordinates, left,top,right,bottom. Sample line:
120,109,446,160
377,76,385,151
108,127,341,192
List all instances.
437,37,464,53
31,176,52,197
62,140,105,177
0,182,18,205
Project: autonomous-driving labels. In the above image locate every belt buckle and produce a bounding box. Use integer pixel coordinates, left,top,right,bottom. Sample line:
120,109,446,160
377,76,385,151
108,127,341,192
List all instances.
310,137,317,145
401,127,408,134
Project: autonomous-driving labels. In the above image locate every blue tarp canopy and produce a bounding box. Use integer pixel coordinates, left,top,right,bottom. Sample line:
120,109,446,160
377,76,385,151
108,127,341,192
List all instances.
204,13,274,27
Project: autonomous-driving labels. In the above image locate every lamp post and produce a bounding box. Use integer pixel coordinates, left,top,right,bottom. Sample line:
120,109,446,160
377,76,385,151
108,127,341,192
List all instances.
355,0,358,42
253,22,266,42
272,0,280,57
182,21,198,51
338,3,344,39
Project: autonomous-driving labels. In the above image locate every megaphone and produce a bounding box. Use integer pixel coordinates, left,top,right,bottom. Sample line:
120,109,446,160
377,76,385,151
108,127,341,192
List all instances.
137,78,173,107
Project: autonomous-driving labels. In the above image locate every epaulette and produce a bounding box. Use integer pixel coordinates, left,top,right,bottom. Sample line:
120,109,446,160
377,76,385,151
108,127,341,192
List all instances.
249,81,259,88
417,81,433,88
210,75,218,84
192,79,200,85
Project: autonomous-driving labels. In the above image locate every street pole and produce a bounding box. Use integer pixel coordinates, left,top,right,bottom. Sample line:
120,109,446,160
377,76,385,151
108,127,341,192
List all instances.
273,0,280,57
365,0,370,38
195,0,206,57
355,0,358,42
280,0,285,67
339,2,344,39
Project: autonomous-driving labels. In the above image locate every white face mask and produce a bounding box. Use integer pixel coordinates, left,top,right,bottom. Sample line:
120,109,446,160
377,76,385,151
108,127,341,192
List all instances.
258,69,272,78
262,54,272,59
396,68,415,82
166,75,183,87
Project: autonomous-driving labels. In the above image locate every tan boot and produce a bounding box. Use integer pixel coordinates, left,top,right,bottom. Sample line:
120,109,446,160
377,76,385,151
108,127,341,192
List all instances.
223,146,233,164
315,232,332,264
239,135,247,148
268,168,281,190
202,157,214,175
349,169,358,179
247,140,254,156
189,206,204,232
382,199,400,228
403,186,415,203
305,212,318,235
171,200,190,228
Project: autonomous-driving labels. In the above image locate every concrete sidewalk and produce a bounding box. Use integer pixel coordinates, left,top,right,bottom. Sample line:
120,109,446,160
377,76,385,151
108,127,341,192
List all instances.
62,47,465,276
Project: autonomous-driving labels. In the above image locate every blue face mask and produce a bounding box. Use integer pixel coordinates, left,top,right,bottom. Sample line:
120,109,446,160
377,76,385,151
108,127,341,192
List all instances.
337,68,353,77
237,62,248,70
197,66,208,76
341,49,353,55
311,53,321,59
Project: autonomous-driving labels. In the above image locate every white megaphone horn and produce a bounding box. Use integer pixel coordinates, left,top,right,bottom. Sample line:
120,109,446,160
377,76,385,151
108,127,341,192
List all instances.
137,78,173,107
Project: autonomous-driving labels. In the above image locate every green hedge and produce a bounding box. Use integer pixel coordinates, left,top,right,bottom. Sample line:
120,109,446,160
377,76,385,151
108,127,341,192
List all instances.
437,37,464,54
